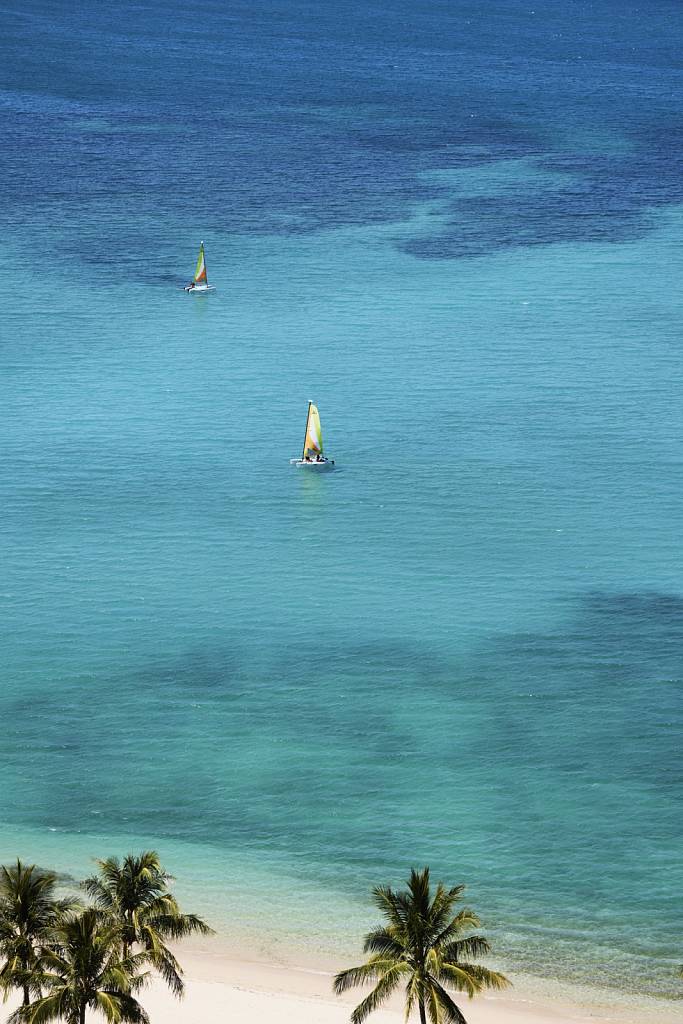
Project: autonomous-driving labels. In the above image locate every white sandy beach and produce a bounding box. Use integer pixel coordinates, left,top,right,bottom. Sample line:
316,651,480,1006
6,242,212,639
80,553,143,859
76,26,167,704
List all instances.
139,945,681,1024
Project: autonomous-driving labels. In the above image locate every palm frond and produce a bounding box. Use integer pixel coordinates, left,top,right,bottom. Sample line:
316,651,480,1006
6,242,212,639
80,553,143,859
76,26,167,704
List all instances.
117,952,151,980
99,991,150,1024
436,963,479,998
333,958,396,995
428,980,468,1024
101,964,135,995
445,909,480,931
149,947,184,997
449,963,510,992
94,859,123,889
429,883,466,936
403,973,422,1021
426,982,440,1024
440,935,491,962
81,877,114,910
146,912,213,940
349,965,406,1024
133,895,179,919
407,867,431,915
9,991,70,1024
371,887,407,932
432,909,481,951
95,991,124,1024
33,950,66,974
362,928,406,958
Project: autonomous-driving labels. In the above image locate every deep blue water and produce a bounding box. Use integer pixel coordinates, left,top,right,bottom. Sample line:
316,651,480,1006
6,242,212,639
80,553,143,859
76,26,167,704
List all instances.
1,0,682,1003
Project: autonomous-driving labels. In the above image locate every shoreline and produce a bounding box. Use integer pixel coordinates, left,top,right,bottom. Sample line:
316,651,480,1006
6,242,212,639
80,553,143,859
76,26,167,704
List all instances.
0,826,678,1018
159,938,682,1024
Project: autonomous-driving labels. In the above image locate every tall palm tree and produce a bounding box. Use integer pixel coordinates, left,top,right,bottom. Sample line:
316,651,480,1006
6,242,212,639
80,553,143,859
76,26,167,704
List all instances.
82,852,212,996
8,909,149,1024
334,867,510,1024
0,860,78,1007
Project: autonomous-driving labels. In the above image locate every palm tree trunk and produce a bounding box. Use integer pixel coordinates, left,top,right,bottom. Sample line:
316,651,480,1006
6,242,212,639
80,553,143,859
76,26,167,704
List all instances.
79,1001,86,1024
21,951,31,1006
418,998,426,1024
123,912,133,958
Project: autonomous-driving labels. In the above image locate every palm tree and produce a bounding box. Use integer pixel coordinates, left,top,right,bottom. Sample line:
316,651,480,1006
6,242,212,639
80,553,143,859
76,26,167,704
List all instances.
82,852,212,996
0,860,78,1007
8,909,149,1024
334,867,510,1024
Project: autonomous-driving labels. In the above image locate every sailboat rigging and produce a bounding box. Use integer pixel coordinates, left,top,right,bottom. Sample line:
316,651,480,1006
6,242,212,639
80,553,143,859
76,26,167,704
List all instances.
290,402,335,470
184,241,215,292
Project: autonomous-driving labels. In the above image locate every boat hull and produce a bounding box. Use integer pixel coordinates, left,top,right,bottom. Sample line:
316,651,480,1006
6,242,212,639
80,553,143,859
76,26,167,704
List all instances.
289,459,335,471
184,284,215,293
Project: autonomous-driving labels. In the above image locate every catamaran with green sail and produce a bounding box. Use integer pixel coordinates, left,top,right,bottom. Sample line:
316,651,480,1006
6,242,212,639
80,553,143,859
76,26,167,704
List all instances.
290,402,335,470
184,241,214,292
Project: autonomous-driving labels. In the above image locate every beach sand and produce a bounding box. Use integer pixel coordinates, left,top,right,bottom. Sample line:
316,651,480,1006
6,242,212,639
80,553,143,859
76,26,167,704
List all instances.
139,943,682,1024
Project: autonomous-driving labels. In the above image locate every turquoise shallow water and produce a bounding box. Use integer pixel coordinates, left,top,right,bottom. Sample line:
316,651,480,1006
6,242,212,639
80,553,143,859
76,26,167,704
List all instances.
1,0,682,1003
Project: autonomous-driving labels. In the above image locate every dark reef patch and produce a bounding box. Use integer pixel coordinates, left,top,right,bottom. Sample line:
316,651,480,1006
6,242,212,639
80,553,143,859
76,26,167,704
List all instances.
3,588,681,844
2,2,683,273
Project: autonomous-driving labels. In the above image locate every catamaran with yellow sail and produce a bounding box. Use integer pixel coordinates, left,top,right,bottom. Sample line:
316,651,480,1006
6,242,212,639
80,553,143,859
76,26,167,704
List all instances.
290,402,335,470
184,241,214,292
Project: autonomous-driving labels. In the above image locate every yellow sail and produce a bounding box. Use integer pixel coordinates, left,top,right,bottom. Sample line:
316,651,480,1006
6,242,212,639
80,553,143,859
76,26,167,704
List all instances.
194,242,207,284
303,402,323,456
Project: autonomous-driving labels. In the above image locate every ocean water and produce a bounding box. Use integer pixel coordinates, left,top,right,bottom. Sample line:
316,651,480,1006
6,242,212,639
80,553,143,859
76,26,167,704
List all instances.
1,0,682,1005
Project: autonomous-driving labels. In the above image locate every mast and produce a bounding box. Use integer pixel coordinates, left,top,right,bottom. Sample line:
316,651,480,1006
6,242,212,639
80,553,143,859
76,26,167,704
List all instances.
301,401,312,460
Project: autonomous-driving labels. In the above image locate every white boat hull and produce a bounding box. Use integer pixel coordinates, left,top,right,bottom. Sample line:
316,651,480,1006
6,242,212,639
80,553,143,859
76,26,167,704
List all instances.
184,284,215,293
290,458,335,471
